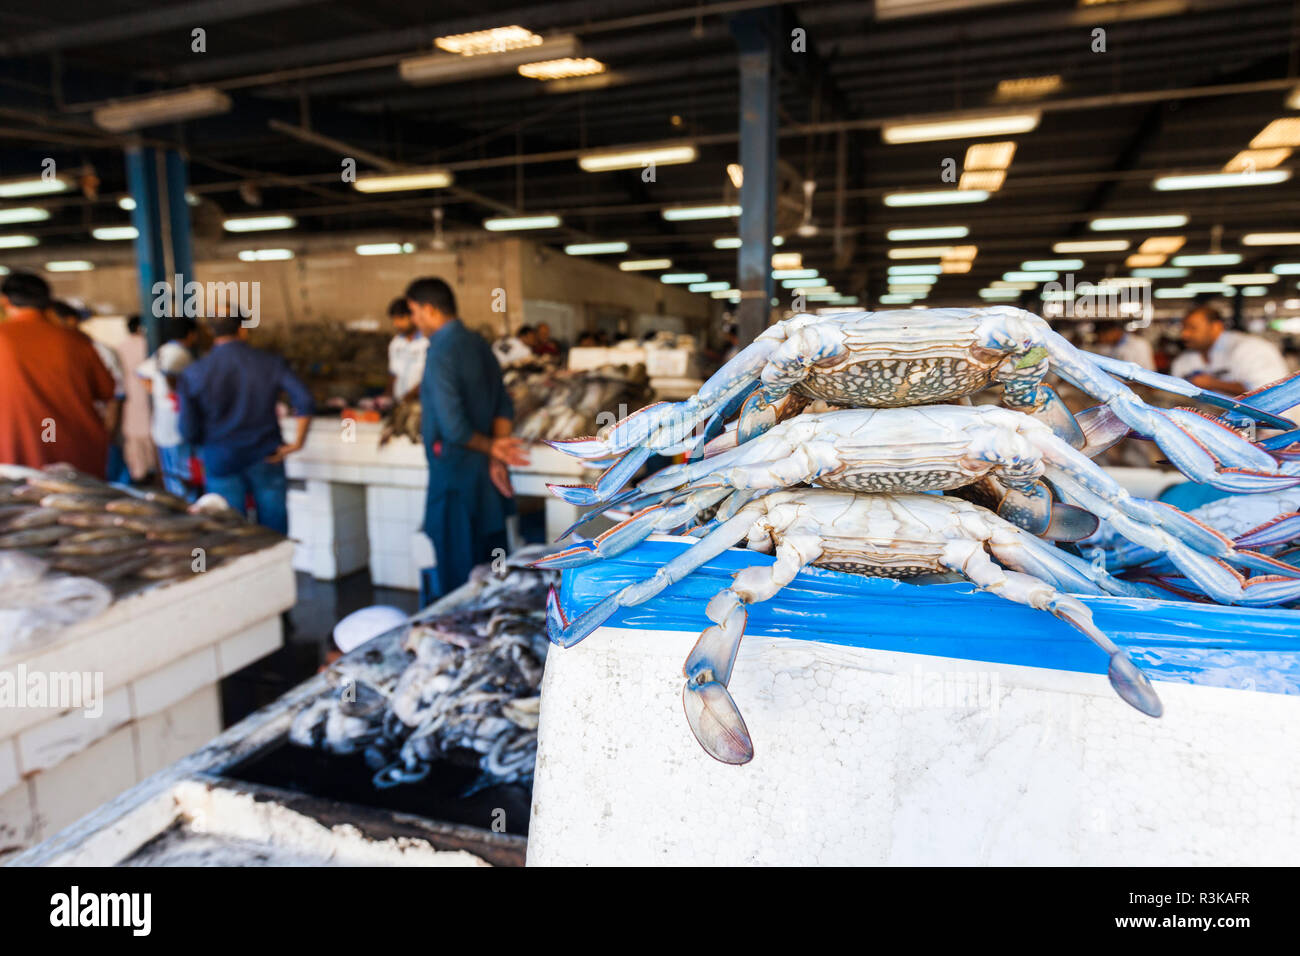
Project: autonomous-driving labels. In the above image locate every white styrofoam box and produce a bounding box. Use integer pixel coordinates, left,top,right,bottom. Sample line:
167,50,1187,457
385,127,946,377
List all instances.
411,531,434,569
130,646,219,720
133,685,222,781
644,347,698,380
16,687,131,776
567,346,646,372
0,781,35,861
291,544,314,574
0,739,18,795
529,626,1300,867
215,616,283,678
0,542,295,741
30,724,138,844
650,376,706,401
311,549,339,580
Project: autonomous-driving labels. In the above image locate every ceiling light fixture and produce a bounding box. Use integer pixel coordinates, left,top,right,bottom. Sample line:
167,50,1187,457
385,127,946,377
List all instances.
882,111,1039,144
223,215,296,232
662,204,741,221
564,241,629,255
353,169,454,192
578,144,697,172
519,58,605,80
483,214,561,231
883,189,989,207
1154,170,1290,191
0,207,50,225
886,226,969,241
93,87,231,132
1053,239,1129,253
1089,215,1188,231
619,258,671,271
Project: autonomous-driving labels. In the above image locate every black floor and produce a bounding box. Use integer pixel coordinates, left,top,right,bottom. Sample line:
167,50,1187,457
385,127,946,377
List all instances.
219,570,421,726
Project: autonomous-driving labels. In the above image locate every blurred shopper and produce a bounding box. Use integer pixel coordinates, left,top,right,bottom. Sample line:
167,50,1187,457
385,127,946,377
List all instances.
1172,305,1290,395
50,300,128,480
176,314,314,533
493,324,537,367
533,322,561,358
116,315,155,483
386,296,428,402
0,273,115,476
1093,320,1155,371
405,277,529,603
138,317,201,499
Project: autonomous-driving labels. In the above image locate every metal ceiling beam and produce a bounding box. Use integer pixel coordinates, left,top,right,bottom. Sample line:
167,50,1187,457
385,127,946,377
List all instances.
0,0,330,57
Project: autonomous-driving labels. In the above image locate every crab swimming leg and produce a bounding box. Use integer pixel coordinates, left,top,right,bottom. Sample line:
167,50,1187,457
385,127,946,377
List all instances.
1043,343,1300,492
542,506,764,649
954,535,1163,717
682,533,823,764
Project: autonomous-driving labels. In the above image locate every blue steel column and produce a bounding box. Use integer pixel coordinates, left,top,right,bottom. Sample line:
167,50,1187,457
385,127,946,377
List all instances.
731,10,778,348
126,146,194,353
126,145,165,353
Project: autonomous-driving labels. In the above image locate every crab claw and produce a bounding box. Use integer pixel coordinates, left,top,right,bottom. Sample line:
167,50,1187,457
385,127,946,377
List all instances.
1106,652,1164,719
1234,513,1300,549
547,447,654,505
682,680,753,764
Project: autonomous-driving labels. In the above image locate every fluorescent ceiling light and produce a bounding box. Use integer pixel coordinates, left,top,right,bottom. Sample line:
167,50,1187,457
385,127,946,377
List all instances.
883,189,988,207
1098,277,1150,288
887,226,969,241
1242,286,1269,296
1053,239,1129,253
238,248,294,261
713,237,741,249
879,294,917,304
1271,263,1300,274
1089,215,1188,231
1242,233,1300,245
1224,148,1291,173
709,289,739,299
1138,236,1185,254
1154,170,1290,191
0,176,68,198
564,241,628,255
1222,273,1279,284
93,88,231,132
353,169,454,192
1184,282,1233,293
994,75,1061,100
1125,254,1167,268
1132,267,1189,278
519,58,604,80
965,141,1018,170
888,245,952,259
1040,289,1075,301
784,278,828,288
223,215,296,232
91,226,137,241
0,207,50,225
727,164,744,189
991,280,1036,290
661,273,708,284
578,144,696,172
45,260,93,272
118,196,136,211
356,242,415,256
979,288,1021,300
1003,271,1057,282
0,234,39,248
435,26,542,55
944,244,978,261
1022,259,1083,270
888,274,938,285
1170,253,1241,266
887,284,932,294
941,259,971,274
888,264,944,275
619,258,671,271
882,111,1039,144
957,171,1005,191
773,268,818,279
771,252,802,270
689,281,731,292
402,35,579,85
483,214,561,231
1153,288,1195,299
662,204,741,221
1250,118,1300,150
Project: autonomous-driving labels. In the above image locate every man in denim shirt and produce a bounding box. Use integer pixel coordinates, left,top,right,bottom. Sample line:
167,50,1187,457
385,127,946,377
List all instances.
405,277,528,601
177,314,314,533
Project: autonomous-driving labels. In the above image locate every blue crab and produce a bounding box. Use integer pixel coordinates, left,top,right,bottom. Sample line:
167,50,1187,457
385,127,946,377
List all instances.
546,405,1300,607
548,308,1297,504
539,489,1164,764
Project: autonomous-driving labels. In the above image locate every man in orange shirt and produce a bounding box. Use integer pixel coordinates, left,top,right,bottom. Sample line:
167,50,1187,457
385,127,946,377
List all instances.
0,272,115,477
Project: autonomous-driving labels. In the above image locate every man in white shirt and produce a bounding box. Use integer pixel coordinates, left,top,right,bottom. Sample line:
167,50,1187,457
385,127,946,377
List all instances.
1171,305,1298,425
1093,320,1155,371
387,297,429,402
137,317,199,498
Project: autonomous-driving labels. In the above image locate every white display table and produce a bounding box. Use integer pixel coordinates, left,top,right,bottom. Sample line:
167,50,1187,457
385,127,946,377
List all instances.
284,418,589,589
0,541,294,861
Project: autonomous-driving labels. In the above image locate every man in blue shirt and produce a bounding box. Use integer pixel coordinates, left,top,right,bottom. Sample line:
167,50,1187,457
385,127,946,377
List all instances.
176,314,314,534
405,277,528,602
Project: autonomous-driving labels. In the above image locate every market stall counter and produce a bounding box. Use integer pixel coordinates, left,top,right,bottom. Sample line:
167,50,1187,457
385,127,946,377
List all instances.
283,417,589,589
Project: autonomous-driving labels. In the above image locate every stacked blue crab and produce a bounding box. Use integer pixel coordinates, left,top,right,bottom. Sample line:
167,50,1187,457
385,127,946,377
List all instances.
535,307,1300,765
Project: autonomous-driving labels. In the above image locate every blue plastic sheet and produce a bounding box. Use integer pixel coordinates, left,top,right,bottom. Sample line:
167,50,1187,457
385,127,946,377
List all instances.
559,538,1300,697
